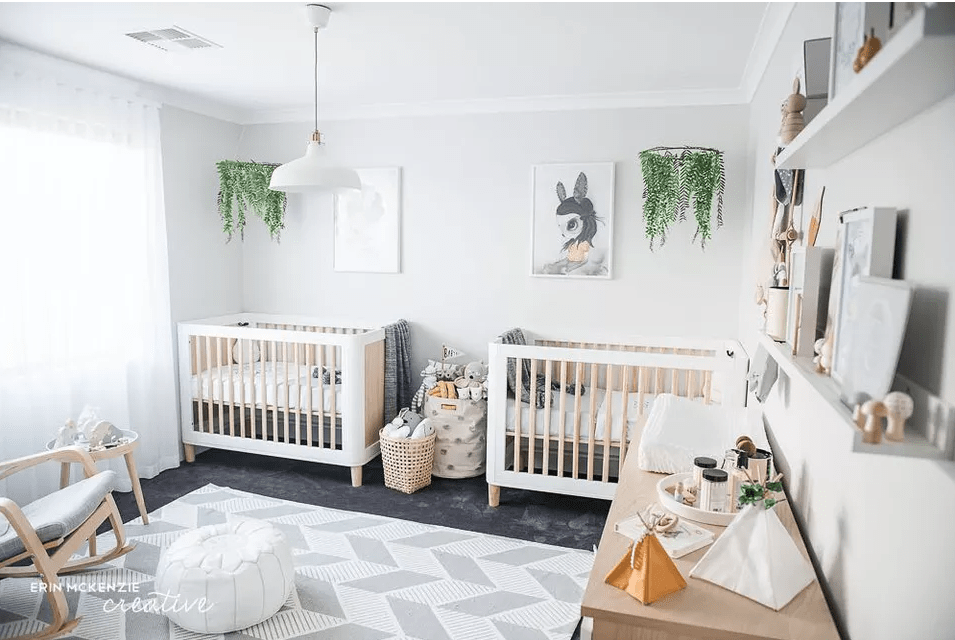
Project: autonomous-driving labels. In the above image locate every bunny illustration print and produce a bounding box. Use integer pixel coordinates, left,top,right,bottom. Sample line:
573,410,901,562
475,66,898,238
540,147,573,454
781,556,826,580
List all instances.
532,163,614,278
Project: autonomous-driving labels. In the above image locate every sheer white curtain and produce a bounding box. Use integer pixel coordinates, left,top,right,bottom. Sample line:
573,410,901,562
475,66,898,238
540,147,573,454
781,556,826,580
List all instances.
0,44,180,503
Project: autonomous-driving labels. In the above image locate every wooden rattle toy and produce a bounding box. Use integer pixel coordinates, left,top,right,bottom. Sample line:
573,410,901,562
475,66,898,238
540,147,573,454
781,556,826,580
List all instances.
654,514,679,534
860,399,888,445
883,391,914,442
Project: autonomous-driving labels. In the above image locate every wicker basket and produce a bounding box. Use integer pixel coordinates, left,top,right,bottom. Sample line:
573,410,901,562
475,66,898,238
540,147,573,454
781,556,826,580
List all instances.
379,428,436,494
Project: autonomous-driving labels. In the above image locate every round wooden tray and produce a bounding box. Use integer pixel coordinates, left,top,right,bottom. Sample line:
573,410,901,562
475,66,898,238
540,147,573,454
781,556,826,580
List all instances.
656,471,737,527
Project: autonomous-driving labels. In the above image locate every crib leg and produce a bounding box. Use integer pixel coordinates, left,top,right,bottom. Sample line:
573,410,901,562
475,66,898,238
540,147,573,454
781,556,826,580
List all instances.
183,443,196,464
351,466,363,488
488,484,500,508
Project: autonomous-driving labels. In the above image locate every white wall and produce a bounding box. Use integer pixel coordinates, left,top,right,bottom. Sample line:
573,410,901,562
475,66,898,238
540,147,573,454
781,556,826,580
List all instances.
237,106,750,376
161,106,243,442
743,4,955,639
161,106,244,324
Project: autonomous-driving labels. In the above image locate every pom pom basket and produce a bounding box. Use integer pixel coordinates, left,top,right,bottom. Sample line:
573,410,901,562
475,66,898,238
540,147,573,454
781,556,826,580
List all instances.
379,428,437,494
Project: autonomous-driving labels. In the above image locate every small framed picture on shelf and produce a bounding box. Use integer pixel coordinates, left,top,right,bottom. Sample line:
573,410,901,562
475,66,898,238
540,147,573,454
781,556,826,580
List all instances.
829,207,898,394
837,276,912,405
829,2,892,100
787,247,835,358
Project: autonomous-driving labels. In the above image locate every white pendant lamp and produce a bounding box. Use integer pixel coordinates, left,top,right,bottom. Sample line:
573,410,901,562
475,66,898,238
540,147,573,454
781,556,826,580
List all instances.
269,4,361,193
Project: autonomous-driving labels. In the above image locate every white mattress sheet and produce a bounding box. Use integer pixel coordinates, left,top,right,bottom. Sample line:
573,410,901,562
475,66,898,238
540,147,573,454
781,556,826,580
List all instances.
191,362,341,413
504,390,634,442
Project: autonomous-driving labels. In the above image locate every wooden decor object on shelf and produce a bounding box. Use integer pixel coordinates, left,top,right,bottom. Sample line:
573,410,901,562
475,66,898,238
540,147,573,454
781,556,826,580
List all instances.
808,187,825,247
860,399,888,444
883,391,914,442
854,28,883,72
779,78,807,145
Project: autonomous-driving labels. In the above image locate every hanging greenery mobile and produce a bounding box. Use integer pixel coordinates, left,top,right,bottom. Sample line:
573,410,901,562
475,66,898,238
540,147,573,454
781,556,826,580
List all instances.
216,160,287,242
638,146,725,250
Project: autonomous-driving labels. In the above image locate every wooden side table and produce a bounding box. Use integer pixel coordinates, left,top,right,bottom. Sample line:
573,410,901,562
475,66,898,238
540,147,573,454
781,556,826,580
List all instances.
46,429,149,525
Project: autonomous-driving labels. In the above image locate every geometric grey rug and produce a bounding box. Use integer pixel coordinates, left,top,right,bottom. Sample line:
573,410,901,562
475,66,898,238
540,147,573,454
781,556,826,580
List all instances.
0,484,593,640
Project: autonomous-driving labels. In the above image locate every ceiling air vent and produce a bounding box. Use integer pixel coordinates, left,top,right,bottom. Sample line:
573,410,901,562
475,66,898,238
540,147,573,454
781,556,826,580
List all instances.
125,26,221,52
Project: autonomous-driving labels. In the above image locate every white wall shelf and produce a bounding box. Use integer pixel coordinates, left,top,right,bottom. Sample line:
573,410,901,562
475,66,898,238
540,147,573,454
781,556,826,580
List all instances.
758,332,955,462
776,4,955,170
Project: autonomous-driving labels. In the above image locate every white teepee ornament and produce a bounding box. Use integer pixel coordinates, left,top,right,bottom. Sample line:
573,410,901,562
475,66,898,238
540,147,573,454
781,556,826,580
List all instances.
689,504,814,611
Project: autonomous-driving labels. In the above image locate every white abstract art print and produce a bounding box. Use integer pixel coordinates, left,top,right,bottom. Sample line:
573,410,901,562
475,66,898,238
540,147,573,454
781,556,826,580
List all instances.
531,162,614,279
334,167,401,273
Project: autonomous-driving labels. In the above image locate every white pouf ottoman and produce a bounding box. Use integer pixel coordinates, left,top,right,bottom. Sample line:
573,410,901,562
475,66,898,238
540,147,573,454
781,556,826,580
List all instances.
154,519,294,634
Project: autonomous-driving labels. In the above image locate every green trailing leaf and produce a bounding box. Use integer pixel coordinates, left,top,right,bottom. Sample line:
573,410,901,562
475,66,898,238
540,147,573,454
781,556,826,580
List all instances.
216,160,286,242
638,147,725,250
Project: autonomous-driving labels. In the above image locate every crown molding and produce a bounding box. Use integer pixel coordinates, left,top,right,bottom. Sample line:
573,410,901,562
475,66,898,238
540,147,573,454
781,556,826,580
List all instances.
739,1,796,103
239,88,750,125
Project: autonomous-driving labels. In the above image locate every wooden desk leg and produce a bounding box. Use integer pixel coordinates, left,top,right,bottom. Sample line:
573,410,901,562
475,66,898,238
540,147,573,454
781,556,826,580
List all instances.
123,452,149,525
59,462,70,489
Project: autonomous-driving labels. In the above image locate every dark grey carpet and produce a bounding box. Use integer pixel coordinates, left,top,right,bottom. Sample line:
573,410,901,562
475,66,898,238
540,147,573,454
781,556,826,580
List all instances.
110,449,610,553
106,449,610,639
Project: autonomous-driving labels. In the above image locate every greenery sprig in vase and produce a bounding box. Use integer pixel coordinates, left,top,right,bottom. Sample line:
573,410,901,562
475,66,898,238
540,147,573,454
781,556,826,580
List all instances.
739,472,786,509
638,146,725,250
216,160,286,241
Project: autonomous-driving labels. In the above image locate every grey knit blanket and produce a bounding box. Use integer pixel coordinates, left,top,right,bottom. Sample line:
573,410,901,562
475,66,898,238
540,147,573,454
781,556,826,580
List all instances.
499,328,582,409
384,319,413,421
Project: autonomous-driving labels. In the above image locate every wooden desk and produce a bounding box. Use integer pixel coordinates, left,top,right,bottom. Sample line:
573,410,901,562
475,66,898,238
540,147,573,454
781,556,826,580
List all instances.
581,447,839,640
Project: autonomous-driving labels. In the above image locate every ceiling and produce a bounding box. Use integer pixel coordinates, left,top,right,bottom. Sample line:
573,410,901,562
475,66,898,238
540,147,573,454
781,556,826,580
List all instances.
0,2,775,123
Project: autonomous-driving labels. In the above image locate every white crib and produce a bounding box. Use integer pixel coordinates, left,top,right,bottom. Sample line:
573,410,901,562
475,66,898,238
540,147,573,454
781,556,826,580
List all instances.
177,314,386,487
486,332,748,505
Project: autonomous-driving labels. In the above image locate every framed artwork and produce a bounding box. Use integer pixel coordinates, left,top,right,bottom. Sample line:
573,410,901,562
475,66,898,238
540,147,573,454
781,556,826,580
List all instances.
837,276,912,405
788,247,835,358
830,207,898,390
829,3,891,100
530,162,614,279
334,167,401,273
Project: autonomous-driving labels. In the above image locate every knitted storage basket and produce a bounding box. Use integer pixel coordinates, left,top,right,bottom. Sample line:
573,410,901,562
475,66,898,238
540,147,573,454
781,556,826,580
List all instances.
379,428,436,494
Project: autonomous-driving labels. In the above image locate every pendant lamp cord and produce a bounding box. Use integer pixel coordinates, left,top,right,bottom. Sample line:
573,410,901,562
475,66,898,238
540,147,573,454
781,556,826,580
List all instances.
313,27,319,133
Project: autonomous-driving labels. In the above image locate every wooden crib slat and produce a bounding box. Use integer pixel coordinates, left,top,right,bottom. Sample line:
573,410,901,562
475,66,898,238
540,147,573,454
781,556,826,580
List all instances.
306,343,313,447
317,344,325,448
271,340,278,442
671,350,679,395
557,360,567,478
572,361,583,479
602,364,613,482
528,357,538,475
513,357,522,473
283,342,290,444
238,338,246,438
205,336,215,431
704,369,713,404
542,359,552,476
259,340,267,440
330,345,337,450
293,341,300,445
587,362,598,482
250,340,259,437
619,365,630,464
193,337,203,434
216,337,225,434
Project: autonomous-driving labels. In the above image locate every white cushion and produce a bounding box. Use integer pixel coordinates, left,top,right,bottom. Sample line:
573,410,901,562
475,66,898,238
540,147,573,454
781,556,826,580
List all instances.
154,519,293,634
637,394,745,474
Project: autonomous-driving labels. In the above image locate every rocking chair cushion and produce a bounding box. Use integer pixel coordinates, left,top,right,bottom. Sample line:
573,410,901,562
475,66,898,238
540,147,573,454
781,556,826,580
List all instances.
0,470,117,562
